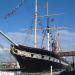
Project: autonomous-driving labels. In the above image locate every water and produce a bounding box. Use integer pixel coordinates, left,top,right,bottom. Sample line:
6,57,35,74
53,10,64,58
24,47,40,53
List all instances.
0,71,51,75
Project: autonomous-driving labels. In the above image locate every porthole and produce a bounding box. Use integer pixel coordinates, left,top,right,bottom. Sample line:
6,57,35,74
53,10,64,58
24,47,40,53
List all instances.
31,54,34,57
42,56,44,58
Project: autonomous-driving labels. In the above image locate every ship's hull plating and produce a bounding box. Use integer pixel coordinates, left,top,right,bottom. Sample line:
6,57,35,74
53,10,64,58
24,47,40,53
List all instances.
10,45,69,72
12,53,65,72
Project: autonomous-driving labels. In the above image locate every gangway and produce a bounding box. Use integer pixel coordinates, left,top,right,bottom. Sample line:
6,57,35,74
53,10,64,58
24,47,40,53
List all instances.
59,51,75,57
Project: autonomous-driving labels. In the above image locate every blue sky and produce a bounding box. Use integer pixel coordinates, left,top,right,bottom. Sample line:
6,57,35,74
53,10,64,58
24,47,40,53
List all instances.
0,0,75,61
0,0,75,32
0,0,75,48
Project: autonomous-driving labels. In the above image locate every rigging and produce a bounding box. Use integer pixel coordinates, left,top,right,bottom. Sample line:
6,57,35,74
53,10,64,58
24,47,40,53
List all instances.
4,0,25,19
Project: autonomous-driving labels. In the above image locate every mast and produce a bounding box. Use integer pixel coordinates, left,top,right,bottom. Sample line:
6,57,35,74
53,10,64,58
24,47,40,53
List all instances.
34,0,38,48
46,2,50,51
33,0,63,50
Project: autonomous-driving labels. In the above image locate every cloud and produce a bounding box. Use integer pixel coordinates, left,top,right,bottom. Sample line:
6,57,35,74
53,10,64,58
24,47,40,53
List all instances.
0,30,75,62
6,32,45,48
0,50,16,62
0,30,75,51
6,30,75,51
7,32,34,47
57,30,75,51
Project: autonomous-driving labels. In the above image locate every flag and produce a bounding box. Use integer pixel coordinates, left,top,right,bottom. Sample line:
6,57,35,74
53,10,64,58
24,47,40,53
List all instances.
4,0,25,19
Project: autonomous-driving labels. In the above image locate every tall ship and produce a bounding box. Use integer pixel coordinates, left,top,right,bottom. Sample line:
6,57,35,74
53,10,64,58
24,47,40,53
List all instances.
0,0,70,72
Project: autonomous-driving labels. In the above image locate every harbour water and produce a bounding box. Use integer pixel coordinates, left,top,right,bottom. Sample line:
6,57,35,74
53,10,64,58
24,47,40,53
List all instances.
0,71,62,75
0,71,50,75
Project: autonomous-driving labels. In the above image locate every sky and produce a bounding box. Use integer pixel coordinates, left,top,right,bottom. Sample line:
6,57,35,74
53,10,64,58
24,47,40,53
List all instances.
0,0,75,62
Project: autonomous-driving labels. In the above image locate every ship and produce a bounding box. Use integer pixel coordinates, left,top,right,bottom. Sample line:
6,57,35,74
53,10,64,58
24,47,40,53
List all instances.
0,0,70,72
10,44,69,72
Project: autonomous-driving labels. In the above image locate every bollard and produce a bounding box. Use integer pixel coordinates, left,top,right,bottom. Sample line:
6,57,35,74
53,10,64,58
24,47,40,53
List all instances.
51,65,52,75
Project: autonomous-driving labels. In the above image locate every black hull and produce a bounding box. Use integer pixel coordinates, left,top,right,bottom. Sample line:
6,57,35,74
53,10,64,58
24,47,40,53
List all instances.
10,45,69,72
12,53,65,72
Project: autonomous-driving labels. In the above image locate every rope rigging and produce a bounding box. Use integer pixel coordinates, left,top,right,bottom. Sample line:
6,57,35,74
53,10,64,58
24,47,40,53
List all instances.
4,0,25,19
1,0,64,52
